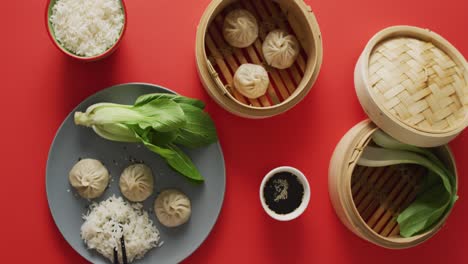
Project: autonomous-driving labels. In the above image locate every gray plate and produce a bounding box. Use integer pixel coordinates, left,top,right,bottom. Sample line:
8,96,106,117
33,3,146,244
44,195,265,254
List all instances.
46,83,226,264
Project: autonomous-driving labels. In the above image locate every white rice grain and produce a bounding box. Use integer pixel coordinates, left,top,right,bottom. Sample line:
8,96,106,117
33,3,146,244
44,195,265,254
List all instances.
50,0,124,57
81,196,160,263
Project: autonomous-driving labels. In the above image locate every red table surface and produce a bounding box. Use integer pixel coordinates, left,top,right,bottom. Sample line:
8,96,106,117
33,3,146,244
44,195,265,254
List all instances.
1,0,467,263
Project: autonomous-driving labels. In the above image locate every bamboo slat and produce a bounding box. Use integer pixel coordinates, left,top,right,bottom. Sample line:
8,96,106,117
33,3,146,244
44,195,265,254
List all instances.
205,34,247,104
351,165,425,238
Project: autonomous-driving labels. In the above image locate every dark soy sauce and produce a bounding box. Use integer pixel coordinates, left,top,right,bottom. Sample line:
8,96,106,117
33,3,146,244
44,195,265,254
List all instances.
263,171,304,214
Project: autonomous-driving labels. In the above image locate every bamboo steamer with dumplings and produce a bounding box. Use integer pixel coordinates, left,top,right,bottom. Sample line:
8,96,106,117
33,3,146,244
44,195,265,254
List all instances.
329,26,467,249
195,0,323,118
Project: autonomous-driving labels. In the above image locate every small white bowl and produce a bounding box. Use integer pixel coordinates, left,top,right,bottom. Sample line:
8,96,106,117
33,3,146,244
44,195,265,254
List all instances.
259,166,310,221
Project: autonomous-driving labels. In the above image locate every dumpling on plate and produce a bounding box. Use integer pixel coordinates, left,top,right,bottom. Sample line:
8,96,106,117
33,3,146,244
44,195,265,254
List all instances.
223,9,258,48
262,29,300,69
119,164,154,202
154,189,191,228
69,158,110,199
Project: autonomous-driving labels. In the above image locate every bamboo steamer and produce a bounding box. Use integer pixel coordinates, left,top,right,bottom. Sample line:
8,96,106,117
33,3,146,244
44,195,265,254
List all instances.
329,120,458,249
195,0,323,118
355,26,468,147
330,26,466,249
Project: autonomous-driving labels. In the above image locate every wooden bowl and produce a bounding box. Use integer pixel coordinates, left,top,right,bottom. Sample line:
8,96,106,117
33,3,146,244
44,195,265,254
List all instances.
355,26,468,147
195,0,323,118
45,0,127,62
328,120,458,249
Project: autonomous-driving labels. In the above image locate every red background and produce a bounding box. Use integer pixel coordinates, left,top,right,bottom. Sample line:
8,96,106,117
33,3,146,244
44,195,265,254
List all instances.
1,0,467,263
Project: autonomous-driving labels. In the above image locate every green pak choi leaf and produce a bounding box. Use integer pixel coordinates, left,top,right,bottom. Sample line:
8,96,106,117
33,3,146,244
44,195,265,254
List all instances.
397,183,450,237
131,127,204,182
133,99,185,132
135,93,205,109
174,104,218,148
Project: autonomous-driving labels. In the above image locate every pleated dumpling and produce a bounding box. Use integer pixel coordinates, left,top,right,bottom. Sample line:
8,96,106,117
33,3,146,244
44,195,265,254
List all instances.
223,9,258,48
69,158,110,199
119,164,154,202
154,189,191,228
233,63,270,99
262,29,300,69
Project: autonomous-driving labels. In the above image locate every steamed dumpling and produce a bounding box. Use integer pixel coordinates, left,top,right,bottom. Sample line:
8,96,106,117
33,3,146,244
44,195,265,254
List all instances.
154,189,191,228
262,29,300,69
69,159,110,199
119,164,154,202
233,63,269,99
223,9,258,48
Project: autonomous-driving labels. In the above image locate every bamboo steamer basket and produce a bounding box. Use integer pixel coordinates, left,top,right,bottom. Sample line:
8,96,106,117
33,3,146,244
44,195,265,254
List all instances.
329,120,458,249
330,26,466,249
195,0,323,118
355,26,468,147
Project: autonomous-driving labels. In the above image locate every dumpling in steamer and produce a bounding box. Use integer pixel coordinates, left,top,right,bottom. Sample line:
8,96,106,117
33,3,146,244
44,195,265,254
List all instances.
233,63,270,99
223,9,258,48
69,158,110,199
154,189,191,228
119,164,154,202
262,29,300,69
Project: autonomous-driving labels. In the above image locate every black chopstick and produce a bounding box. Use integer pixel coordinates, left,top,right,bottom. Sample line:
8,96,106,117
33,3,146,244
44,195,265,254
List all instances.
113,247,118,264
113,235,128,264
121,235,128,264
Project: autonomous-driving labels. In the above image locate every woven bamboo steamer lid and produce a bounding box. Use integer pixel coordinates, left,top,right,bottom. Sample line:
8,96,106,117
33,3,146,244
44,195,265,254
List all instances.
195,0,323,118
355,26,468,147
329,120,458,249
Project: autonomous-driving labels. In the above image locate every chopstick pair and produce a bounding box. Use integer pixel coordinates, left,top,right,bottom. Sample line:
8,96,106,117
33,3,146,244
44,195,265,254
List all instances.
113,235,128,264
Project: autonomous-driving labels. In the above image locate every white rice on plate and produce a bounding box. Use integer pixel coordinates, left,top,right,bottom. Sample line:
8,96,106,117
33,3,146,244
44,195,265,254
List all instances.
81,196,161,263
50,0,125,57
